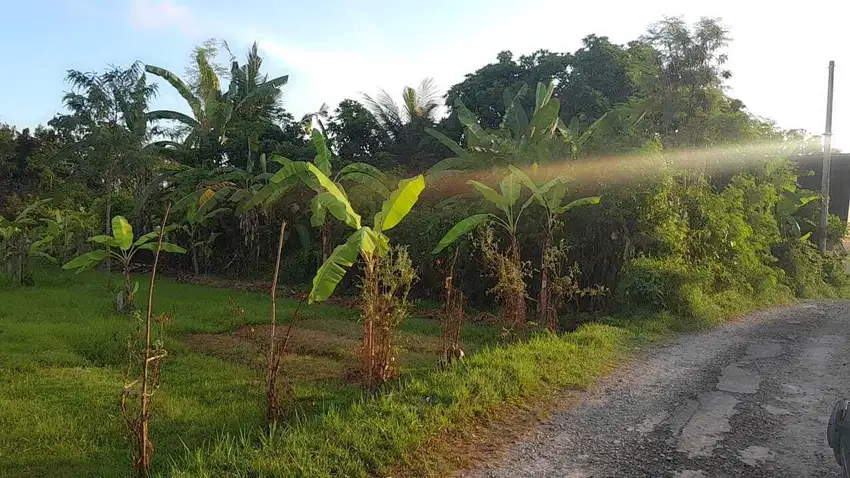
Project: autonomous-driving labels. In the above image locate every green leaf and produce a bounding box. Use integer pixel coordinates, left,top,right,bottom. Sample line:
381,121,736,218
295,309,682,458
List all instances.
426,157,473,181
269,160,310,184
239,175,300,212
432,214,491,254
374,175,425,233
30,251,56,263
313,191,353,227
111,216,133,250
311,130,333,177
557,196,601,214
468,180,508,210
308,229,364,304
529,98,560,142
145,110,200,128
144,65,202,119
425,128,472,162
137,242,186,253
304,163,360,230
455,99,495,148
131,225,178,247
159,242,187,253
534,81,555,113
338,163,391,197
499,173,521,206
89,235,117,245
63,250,108,271
502,84,529,137
294,223,313,247
132,281,140,295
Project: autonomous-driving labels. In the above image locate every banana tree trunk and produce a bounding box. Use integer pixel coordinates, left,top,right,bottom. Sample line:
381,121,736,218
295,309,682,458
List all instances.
321,225,330,264
540,225,554,331
509,234,526,330
123,265,134,312
105,195,112,283
362,256,378,390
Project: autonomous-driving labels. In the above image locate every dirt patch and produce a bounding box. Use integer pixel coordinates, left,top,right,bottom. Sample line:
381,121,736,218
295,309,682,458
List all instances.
183,322,445,380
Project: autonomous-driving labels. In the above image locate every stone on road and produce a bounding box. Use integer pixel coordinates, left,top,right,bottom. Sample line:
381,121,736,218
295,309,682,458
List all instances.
464,301,850,478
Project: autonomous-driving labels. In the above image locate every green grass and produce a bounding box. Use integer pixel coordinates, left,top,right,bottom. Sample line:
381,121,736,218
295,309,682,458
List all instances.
167,323,628,478
0,267,793,478
0,269,499,477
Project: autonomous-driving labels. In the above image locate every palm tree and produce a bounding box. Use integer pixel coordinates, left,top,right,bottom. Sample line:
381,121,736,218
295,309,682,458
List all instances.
362,77,441,140
145,42,288,167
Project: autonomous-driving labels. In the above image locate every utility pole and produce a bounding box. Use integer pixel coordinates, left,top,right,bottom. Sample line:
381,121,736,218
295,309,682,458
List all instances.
820,60,836,253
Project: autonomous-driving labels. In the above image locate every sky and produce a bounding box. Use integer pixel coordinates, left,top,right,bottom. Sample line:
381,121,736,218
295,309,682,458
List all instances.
1,0,847,149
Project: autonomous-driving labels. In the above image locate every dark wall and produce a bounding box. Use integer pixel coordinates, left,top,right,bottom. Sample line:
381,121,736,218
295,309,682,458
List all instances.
791,153,850,222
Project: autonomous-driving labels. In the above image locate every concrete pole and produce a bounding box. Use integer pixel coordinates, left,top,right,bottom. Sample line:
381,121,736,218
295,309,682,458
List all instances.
820,61,835,253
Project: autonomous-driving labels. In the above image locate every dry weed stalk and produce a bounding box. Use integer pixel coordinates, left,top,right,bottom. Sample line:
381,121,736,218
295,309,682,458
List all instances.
438,247,465,368
264,220,301,425
544,240,608,331
120,204,171,478
476,225,530,332
361,246,416,390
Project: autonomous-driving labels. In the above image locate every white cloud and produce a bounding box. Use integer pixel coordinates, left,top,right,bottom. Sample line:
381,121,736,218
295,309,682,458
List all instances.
130,0,198,36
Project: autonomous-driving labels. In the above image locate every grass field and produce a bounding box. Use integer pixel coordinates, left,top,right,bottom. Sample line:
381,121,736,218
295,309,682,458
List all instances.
0,269,500,477
2,267,772,477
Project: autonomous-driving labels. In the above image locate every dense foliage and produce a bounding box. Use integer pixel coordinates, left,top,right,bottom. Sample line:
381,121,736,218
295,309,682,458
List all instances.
2,16,847,322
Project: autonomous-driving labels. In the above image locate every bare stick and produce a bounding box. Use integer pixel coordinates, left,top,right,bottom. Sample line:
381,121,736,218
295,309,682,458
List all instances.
266,220,287,424
138,203,170,477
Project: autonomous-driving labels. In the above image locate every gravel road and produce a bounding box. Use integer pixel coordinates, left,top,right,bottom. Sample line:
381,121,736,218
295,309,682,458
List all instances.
465,301,850,478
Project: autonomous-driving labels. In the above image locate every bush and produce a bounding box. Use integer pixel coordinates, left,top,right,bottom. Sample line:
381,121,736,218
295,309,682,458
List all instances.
616,256,710,314
774,239,850,298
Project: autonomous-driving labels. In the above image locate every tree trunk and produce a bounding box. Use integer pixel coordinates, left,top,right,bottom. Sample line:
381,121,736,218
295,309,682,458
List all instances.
540,227,554,332
123,266,134,312
105,195,112,283
321,225,330,264
362,256,377,390
509,234,526,330
192,245,199,277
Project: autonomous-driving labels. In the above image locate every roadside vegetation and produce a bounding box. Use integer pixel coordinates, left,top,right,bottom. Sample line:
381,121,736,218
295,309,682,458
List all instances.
1,16,848,477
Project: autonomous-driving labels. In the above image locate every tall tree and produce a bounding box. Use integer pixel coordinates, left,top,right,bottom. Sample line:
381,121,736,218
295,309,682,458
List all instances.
640,16,760,147
326,99,391,167
444,50,570,131
362,78,445,168
145,42,288,168
49,63,160,240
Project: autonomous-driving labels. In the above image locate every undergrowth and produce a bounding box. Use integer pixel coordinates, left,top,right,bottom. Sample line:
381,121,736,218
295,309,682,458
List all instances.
167,323,628,477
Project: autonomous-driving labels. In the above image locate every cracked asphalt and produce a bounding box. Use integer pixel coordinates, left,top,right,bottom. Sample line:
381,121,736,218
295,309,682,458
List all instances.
464,301,850,477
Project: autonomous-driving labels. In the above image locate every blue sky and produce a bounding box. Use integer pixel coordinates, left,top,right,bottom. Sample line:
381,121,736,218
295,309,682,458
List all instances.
2,0,848,148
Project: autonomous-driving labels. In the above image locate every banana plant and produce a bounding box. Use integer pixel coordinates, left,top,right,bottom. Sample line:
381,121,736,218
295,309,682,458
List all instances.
776,190,818,241
307,172,425,303
508,165,600,330
242,128,391,262
432,170,529,259
425,82,567,177
0,199,56,285
182,196,229,275
305,168,425,389
63,216,185,312
432,170,532,329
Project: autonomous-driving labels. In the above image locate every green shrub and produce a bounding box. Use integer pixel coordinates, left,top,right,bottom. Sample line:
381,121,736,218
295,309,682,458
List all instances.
774,239,850,298
774,239,829,298
616,256,711,313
